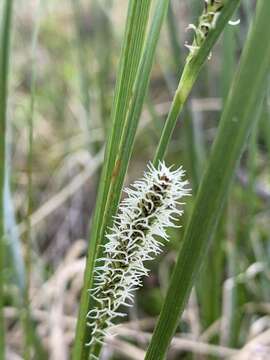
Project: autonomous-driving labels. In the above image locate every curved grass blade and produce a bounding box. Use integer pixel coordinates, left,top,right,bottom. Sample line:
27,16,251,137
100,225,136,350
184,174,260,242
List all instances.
145,1,270,358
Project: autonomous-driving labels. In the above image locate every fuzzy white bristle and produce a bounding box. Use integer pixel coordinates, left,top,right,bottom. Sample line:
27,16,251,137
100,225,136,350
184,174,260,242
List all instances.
86,161,190,347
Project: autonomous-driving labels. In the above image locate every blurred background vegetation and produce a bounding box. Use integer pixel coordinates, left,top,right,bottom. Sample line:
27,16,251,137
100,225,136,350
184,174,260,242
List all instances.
3,0,270,359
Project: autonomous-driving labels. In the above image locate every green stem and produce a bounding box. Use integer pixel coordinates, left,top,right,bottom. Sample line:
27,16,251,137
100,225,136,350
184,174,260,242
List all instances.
153,64,193,166
0,1,13,358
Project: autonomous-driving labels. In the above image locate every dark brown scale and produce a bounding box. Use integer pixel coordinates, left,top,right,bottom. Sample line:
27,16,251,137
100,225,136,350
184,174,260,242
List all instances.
153,184,162,193
150,194,162,208
200,24,210,37
159,174,169,182
100,277,116,293
136,223,147,232
140,199,151,217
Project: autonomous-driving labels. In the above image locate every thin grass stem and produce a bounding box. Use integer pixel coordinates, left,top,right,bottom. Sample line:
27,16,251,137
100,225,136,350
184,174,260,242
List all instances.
0,1,14,358
23,2,42,358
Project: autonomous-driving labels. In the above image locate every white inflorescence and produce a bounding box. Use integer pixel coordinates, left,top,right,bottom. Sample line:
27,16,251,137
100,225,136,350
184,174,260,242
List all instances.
87,162,190,348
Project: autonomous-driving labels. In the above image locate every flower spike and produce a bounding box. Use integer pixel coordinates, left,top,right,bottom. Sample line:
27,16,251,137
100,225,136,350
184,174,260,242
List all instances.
87,161,190,349
185,0,225,57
